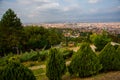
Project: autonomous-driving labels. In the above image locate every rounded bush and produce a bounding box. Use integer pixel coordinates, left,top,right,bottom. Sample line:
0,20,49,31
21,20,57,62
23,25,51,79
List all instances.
69,43,102,77
0,61,36,80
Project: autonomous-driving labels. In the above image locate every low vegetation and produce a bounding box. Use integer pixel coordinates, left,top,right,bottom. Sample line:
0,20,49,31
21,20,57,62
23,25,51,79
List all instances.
0,9,120,80
0,61,36,80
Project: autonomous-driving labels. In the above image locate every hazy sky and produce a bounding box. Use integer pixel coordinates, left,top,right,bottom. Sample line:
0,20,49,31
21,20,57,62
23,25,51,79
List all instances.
0,0,120,23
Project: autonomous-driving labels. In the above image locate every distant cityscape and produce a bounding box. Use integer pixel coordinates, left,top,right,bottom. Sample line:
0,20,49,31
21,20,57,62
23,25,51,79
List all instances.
24,22,120,35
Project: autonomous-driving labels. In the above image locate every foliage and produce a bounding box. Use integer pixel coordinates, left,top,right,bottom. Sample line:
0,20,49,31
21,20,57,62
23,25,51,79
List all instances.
69,43,102,77
20,50,48,62
0,9,63,54
0,61,36,80
108,33,120,43
46,48,66,80
32,68,44,76
80,32,92,42
38,50,48,61
20,50,38,62
60,48,73,59
90,31,111,51
99,43,120,71
0,9,23,55
23,26,63,51
115,46,120,70
0,53,15,66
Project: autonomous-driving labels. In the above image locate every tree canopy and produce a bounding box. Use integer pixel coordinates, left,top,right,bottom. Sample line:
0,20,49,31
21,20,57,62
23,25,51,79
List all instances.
90,30,111,51
0,9,23,55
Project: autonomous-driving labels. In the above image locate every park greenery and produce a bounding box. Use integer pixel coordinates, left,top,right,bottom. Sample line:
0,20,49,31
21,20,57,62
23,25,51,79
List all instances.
0,60,36,80
0,9,120,80
69,43,102,77
99,43,120,71
46,48,66,80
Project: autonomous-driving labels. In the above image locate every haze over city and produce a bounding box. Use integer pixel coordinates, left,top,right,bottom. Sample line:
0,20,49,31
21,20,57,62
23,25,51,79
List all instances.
0,0,120,24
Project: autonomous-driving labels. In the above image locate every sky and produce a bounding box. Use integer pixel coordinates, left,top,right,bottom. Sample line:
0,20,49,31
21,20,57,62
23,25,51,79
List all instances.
0,0,120,23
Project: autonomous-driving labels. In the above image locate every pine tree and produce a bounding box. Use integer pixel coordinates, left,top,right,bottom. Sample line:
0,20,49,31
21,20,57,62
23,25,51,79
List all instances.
0,9,23,54
69,43,102,77
99,42,120,71
46,48,66,80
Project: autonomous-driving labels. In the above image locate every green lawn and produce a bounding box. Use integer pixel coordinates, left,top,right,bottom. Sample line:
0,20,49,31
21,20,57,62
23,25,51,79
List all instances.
26,61,120,80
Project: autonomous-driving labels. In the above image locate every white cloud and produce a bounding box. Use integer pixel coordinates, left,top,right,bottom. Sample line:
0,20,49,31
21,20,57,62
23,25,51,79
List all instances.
89,8,98,13
88,0,99,3
118,6,120,9
62,4,80,12
36,2,59,10
0,0,119,23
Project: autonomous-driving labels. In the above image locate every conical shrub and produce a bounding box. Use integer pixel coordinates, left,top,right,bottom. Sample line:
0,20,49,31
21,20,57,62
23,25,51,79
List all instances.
115,46,120,70
46,48,66,80
69,43,102,77
0,61,36,80
99,42,120,71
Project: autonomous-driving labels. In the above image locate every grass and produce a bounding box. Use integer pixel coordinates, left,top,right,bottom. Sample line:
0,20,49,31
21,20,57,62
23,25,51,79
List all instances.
32,66,47,80
22,61,46,67
1,46,120,80
26,60,120,80
31,70,120,80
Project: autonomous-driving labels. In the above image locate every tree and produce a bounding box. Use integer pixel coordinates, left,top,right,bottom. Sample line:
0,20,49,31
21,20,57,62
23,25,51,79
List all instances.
90,31,111,51
69,43,102,77
23,26,62,51
0,9,23,54
46,48,66,80
99,42,120,71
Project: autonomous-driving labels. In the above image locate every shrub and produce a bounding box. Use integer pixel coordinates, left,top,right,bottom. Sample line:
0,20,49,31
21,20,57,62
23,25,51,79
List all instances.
90,31,111,51
0,61,36,80
69,43,102,77
20,50,48,62
20,50,40,62
38,50,48,61
46,48,66,80
99,42,120,71
0,53,16,66
115,46,120,70
60,48,73,59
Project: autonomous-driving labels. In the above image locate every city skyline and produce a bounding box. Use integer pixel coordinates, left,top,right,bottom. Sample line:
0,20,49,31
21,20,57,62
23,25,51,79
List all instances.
0,0,120,23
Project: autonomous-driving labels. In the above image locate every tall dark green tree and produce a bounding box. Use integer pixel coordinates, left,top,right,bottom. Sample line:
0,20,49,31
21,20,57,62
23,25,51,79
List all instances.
0,9,23,54
99,43,120,71
46,48,66,80
69,43,102,77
